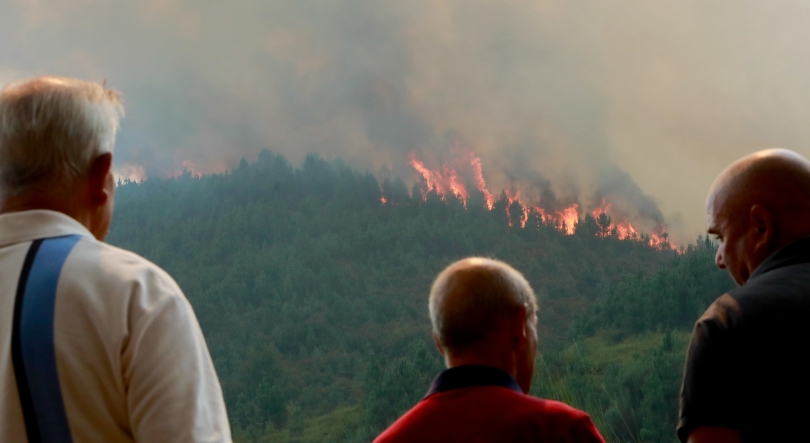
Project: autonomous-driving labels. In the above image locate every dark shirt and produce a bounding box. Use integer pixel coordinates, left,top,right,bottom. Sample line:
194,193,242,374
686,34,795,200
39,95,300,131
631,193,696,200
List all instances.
374,365,605,443
678,237,810,442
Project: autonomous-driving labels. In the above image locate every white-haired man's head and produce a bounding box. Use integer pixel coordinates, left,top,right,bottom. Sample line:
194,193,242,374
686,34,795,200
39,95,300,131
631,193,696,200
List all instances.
429,257,539,392
0,76,123,196
0,76,124,240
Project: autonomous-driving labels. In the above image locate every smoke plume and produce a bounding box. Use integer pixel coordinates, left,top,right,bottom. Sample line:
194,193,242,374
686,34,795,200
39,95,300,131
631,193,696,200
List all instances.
3,0,810,241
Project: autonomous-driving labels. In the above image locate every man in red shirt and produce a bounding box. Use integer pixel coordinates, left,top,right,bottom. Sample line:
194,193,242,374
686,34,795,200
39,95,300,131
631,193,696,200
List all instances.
374,257,605,443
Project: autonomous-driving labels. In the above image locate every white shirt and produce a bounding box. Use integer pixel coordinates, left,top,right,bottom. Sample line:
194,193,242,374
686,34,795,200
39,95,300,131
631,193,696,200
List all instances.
0,210,232,443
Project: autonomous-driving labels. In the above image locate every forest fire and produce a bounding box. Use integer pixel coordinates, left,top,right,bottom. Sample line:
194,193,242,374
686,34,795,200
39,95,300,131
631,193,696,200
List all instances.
404,148,679,251
180,160,203,178
592,200,636,239
114,163,147,183
408,152,469,206
504,190,531,228
556,204,579,235
455,144,495,210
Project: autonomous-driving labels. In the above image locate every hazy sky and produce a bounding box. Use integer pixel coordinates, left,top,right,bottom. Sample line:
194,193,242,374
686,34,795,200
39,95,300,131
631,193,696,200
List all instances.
3,0,810,242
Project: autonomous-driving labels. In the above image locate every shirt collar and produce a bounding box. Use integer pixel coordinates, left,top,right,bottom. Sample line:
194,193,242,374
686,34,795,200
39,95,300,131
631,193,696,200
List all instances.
0,210,94,248
749,236,810,281
424,365,523,399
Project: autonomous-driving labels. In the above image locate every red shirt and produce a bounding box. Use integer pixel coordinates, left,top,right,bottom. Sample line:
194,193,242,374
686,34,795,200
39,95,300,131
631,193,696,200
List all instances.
374,365,605,443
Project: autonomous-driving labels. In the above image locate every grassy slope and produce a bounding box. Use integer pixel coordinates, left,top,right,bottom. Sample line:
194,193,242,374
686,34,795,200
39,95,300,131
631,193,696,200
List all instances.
535,330,691,443
249,407,364,443
577,330,691,368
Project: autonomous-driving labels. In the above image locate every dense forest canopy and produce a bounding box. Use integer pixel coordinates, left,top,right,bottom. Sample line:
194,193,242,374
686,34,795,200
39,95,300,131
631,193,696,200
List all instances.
107,151,734,443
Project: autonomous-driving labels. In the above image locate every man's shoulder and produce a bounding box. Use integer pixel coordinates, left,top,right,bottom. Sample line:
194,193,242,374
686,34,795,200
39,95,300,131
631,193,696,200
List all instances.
433,387,591,421
375,388,592,443
697,293,743,330
66,237,181,293
505,394,591,428
720,263,810,322
695,267,810,343
518,395,590,418
732,261,810,301
62,238,196,331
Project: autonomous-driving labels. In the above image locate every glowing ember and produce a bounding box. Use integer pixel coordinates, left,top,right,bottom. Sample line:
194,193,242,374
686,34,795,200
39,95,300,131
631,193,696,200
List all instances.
380,196,388,204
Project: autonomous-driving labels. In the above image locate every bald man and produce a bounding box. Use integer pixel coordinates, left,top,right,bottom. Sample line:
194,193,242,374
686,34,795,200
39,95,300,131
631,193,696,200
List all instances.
678,149,810,443
374,258,604,443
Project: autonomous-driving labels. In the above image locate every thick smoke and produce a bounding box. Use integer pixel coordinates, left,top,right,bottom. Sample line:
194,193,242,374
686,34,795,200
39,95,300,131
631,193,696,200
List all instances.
3,0,810,241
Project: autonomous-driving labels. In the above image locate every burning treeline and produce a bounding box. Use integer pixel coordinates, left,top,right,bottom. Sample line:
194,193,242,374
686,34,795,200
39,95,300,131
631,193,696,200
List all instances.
384,145,677,251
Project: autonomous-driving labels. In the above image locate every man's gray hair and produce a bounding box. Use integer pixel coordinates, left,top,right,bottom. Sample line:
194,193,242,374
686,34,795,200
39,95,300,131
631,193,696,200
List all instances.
429,257,538,351
0,76,124,197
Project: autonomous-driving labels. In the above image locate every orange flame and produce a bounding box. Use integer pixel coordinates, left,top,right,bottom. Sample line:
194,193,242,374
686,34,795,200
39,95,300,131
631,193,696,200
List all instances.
459,145,496,209
589,199,675,249
535,207,552,223
114,163,147,183
650,227,677,250
591,199,641,240
443,165,469,206
409,152,445,200
408,152,469,206
406,148,678,251
616,222,639,240
591,199,611,219
556,204,579,235
504,190,530,227
180,160,203,178
410,145,495,209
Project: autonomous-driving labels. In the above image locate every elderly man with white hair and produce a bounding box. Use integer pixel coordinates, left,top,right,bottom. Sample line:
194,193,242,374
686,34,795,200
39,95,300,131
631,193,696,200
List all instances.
374,257,605,443
0,77,231,443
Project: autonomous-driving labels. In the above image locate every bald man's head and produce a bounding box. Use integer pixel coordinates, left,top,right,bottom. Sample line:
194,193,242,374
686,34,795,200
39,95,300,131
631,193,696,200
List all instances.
429,257,538,351
707,149,810,284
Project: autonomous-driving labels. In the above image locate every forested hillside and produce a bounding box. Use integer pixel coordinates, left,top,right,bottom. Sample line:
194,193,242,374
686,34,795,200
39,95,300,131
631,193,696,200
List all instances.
107,151,734,443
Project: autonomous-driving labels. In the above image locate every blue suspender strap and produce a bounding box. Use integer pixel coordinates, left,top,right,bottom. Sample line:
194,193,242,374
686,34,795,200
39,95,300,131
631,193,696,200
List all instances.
11,239,43,443
11,235,81,443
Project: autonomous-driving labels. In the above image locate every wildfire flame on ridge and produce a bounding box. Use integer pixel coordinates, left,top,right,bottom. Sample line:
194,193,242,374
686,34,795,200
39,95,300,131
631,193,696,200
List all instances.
453,142,495,210
403,147,678,252
180,160,203,178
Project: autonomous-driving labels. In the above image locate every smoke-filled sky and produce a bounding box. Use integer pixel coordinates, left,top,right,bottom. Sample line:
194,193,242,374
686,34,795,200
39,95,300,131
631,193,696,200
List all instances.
3,0,810,242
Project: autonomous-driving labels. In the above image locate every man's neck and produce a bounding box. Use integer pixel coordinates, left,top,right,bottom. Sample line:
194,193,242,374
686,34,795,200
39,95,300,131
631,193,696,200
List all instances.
1,191,92,233
3,190,68,212
444,350,518,381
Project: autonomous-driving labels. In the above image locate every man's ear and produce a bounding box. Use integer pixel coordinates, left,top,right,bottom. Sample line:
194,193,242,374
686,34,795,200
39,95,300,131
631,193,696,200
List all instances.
432,330,445,357
749,204,773,252
87,152,113,206
520,304,532,337
512,306,530,346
